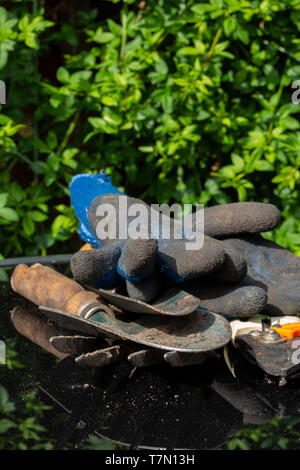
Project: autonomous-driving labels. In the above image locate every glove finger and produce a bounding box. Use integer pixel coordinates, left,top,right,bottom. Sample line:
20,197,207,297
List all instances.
259,279,300,316
70,242,121,289
156,236,226,281
89,194,226,281
125,276,159,303
204,244,247,284
117,238,157,281
221,237,300,315
89,193,150,245
202,202,281,239
184,280,268,318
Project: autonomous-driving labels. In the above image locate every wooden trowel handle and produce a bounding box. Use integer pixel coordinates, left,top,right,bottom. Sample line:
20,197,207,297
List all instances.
10,263,101,317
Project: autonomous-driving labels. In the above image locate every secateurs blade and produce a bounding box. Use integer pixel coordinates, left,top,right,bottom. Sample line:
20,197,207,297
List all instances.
229,316,300,377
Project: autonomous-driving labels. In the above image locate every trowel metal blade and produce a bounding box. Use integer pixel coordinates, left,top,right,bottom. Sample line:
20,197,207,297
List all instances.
97,287,200,317
39,305,232,353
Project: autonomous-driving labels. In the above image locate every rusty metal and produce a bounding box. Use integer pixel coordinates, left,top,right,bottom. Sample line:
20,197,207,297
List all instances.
10,305,69,359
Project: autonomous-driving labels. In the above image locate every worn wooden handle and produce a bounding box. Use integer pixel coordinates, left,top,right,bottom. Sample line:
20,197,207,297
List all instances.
10,263,101,316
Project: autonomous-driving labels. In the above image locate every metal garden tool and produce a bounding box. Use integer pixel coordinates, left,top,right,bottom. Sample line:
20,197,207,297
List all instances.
10,263,231,358
10,303,163,367
10,303,211,368
228,316,300,377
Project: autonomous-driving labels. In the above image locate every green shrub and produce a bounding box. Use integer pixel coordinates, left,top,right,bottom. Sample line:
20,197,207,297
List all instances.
1,0,300,257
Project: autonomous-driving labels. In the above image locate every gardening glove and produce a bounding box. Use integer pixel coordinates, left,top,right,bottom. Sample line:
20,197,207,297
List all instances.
69,172,122,248
79,193,254,303
71,191,227,302
71,237,160,302
199,201,300,316
70,174,164,301
88,193,226,281
177,201,281,318
70,174,249,302
199,202,281,239
183,279,268,318
221,234,300,316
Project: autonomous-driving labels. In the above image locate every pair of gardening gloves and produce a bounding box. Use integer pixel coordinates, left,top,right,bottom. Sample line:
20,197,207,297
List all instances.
69,173,300,319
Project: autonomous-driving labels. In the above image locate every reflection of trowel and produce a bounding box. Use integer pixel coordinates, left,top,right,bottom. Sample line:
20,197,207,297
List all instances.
10,264,232,354
229,316,300,377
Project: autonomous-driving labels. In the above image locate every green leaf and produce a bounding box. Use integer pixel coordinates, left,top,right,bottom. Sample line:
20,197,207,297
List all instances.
27,210,48,222
93,31,114,44
254,160,273,171
231,154,245,171
138,146,154,153
0,7,7,25
22,215,35,236
0,48,8,69
0,207,19,222
177,47,204,56
47,132,58,150
0,419,17,434
224,17,236,36
0,193,8,208
103,108,122,127
57,67,70,83
0,385,15,413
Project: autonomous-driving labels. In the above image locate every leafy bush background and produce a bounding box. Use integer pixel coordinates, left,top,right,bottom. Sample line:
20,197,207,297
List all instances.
1,0,300,261
1,0,300,450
